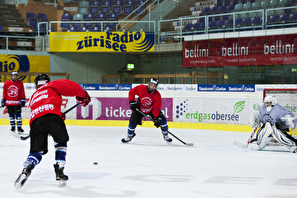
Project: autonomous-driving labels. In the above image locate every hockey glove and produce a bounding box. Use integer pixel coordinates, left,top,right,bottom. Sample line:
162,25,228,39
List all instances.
76,91,91,107
281,115,296,129
129,101,137,111
153,117,162,128
20,99,26,107
1,99,5,107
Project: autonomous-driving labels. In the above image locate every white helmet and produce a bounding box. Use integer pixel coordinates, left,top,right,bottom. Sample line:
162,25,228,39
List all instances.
264,95,277,106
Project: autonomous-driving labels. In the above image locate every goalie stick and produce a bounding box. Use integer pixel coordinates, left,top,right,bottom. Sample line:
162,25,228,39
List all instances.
136,108,194,146
234,126,258,149
11,103,80,141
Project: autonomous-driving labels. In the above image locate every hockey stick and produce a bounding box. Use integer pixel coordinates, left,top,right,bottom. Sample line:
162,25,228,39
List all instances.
136,108,194,146
234,126,258,149
11,103,80,141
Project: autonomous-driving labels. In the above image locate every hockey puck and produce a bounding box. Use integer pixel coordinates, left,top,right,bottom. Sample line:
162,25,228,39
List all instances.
93,162,98,165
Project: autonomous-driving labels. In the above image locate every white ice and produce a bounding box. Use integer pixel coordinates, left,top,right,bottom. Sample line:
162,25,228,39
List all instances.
1,125,297,198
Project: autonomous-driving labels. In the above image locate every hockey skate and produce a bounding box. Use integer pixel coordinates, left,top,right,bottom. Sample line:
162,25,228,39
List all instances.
17,127,24,133
121,133,136,143
14,163,34,189
163,134,172,142
11,126,15,132
54,163,68,187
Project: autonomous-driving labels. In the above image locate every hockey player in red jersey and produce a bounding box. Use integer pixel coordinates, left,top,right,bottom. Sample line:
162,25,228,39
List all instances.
15,73,91,188
121,78,172,143
1,71,26,132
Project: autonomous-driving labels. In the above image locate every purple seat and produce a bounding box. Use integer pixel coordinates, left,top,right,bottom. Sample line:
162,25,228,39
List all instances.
84,13,94,28
135,0,146,15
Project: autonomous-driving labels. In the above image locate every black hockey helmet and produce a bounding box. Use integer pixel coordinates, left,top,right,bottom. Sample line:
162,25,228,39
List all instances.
148,78,158,93
34,73,50,88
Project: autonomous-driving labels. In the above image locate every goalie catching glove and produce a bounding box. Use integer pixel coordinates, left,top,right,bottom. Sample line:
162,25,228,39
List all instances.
281,115,296,129
153,117,162,128
76,91,91,107
251,113,261,128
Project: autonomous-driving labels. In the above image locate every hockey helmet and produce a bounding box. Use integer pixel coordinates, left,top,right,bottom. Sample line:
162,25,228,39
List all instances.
148,78,158,87
10,71,18,82
34,73,50,88
264,95,277,106
148,78,158,93
10,71,18,76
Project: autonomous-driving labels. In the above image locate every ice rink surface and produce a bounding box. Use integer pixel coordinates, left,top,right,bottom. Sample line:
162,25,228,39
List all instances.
1,125,297,198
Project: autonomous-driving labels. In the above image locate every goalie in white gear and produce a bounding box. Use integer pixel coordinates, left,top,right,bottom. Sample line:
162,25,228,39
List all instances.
250,96,297,153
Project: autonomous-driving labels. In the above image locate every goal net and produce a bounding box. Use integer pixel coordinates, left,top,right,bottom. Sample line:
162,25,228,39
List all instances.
263,88,297,141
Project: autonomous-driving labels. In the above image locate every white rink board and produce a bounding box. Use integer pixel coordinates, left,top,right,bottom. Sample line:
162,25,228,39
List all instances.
0,83,296,126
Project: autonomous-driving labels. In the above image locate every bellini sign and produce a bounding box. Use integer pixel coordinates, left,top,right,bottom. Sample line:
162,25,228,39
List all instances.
182,34,297,67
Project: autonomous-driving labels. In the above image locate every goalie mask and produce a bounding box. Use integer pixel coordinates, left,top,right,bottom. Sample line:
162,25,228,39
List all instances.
148,78,158,93
264,95,277,111
34,73,50,88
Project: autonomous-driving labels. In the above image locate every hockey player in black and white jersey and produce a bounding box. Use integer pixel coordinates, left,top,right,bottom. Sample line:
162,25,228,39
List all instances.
250,95,297,153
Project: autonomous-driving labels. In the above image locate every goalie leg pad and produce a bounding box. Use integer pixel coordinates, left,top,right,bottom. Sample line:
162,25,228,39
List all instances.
271,125,297,151
251,122,273,150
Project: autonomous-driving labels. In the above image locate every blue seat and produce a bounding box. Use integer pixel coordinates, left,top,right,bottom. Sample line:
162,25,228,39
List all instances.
288,12,297,21
251,16,260,25
113,0,123,14
202,7,210,15
200,22,205,31
96,13,106,20
78,26,88,32
235,17,242,28
226,4,234,12
103,26,112,31
218,5,227,13
278,13,289,22
84,13,94,28
90,6,100,15
216,19,225,28
123,0,134,15
101,1,111,14
135,0,146,15
67,26,77,32
268,14,278,24
192,22,200,30
225,18,233,29
61,13,71,29
107,13,118,28
91,0,101,6
28,18,38,27
89,26,101,32
210,6,218,14
184,23,193,31
208,20,216,29
37,13,48,22
242,17,251,26
26,12,36,22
